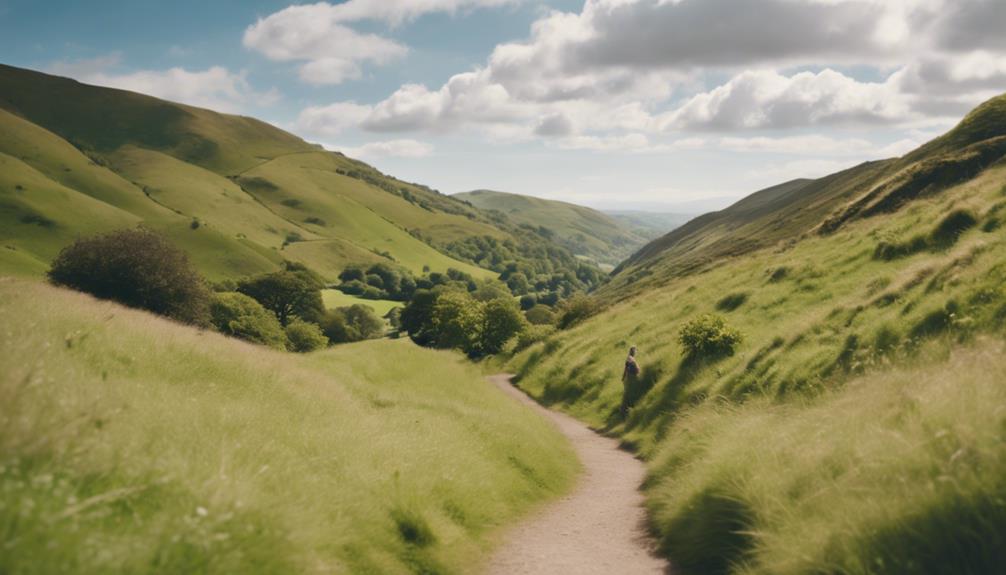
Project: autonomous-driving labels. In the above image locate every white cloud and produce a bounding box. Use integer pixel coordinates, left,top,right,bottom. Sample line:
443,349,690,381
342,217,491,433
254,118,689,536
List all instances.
46,55,278,113
295,102,374,137
243,1,523,85
328,139,435,159
746,158,864,182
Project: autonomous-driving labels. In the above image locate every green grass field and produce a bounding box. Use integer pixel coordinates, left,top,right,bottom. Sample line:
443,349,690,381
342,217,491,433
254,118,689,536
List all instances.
0,279,578,574
322,288,403,316
507,119,1006,572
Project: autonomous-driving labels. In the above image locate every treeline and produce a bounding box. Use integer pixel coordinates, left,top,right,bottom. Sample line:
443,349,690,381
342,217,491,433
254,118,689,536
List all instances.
47,229,387,353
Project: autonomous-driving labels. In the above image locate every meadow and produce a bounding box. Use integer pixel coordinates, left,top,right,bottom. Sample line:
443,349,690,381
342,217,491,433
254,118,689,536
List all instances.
508,158,1006,572
0,279,578,574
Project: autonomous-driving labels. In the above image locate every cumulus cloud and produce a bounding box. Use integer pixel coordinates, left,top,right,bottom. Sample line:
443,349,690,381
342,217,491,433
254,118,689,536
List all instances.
329,139,435,159
662,69,913,130
46,55,278,113
295,102,374,137
244,1,522,85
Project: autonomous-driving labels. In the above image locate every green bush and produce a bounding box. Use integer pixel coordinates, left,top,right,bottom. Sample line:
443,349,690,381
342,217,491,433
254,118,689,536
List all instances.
715,292,748,312
678,314,743,358
284,319,328,352
210,292,287,349
431,290,484,354
930,209,978,248
515,324,556,352
525,304,556,325
481,298,528,355
238,269,324,326
48,228,210,325
557,294,599,329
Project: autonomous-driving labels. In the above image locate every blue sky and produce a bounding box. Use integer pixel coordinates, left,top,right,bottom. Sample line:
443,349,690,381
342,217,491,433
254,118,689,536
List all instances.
2,0,1005,211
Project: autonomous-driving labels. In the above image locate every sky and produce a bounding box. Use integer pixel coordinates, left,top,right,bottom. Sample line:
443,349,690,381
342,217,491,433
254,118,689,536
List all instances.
2,0,1005,212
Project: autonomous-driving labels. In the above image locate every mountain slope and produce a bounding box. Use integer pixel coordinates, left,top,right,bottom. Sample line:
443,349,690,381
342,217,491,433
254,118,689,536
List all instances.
0,64,517,281
0,278,577,573
507,93,1006,573
455,190,654,267
612,93,1006,298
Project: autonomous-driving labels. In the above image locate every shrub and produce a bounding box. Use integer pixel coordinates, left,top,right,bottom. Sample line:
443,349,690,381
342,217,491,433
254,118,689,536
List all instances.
341,304,385,340
557,294,599,329
515,324,555,352
284,319,328,352
48,228,210,325
678,314,743,358
481,298,528,355
431,290,484,354
525,304,556,325
319,309,357,344
210,292,287,349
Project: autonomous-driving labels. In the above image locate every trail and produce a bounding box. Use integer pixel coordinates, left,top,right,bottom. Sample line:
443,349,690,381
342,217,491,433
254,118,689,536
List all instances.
484,375,672,575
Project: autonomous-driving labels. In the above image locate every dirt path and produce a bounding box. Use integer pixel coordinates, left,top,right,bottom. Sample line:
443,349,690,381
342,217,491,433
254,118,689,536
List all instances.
483,375,671,575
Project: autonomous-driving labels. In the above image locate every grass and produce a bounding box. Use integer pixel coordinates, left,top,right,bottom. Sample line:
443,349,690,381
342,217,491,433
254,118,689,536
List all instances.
0,279,578,574
0,64,501,283
322,288,402,316
506,155,1006,572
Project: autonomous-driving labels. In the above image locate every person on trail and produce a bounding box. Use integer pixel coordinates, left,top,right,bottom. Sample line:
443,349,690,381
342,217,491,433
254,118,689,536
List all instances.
620,346,640,418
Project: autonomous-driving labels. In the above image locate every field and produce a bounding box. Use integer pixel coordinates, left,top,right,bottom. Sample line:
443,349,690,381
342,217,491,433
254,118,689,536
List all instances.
508,149,1006,570
322,288,403,316
0,279,578,574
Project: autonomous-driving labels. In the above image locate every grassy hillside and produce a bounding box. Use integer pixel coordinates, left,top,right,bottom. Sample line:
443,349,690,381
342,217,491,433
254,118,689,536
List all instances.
0,279,577,574
455,190,652,267
0,64,511,281
603,210,693,241
507,94,1006,573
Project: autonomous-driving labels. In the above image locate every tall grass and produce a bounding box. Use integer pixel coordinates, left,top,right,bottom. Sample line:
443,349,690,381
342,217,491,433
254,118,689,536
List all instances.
0,279,577,574
506,163,1006,572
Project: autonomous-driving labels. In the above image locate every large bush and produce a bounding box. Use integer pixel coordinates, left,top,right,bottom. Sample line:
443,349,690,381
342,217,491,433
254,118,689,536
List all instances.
210,292,287,349
557,294,600,329
480,298,528,355
431,290,484,354
678,314,743,358
48,228,210,325
284,319,328,352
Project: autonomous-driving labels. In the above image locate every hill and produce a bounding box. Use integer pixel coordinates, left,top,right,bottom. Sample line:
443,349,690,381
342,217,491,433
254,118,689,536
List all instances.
0,278,577,574
455,190,655,267
602,210,694,241
0,63,561,282
507,93,1006,573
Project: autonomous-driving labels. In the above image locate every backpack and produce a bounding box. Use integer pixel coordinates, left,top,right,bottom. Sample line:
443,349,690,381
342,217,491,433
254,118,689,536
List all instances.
626,357,640,376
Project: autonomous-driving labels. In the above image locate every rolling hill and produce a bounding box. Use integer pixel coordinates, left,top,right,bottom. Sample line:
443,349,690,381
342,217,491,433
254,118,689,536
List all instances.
507,93,1006,573
0,278,577,574
0,63,535,282
455,189,658,267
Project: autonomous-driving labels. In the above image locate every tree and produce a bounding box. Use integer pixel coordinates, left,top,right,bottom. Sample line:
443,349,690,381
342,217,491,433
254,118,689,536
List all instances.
431,290,484,354
48,228,211,325
210,292,287,349
238,270,324,326
342,304,385,339
401,289,440,345
285,319,329,352
481,297,527,354
525,304,556,325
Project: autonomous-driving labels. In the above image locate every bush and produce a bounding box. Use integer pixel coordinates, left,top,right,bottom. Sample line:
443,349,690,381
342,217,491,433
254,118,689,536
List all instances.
210,292,287,349
678,314,743,358
342,304,385,339
48,228,211,325
515,324,555,352
481,298,527,355
715,292,748,312
284,319,328,352
525,304,556,325
431,290,484,354
557,294,599,329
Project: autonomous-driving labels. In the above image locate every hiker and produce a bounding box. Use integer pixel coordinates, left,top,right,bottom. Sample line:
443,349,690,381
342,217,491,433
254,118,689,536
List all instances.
620,346,640,418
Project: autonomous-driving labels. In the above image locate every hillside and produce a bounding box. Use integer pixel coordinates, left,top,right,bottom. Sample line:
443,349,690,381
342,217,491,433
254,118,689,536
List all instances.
0,63,530,282
507,93,1006,573
611,94,1006,299
603,210,694,241
0,278,577,574
455,190,654,267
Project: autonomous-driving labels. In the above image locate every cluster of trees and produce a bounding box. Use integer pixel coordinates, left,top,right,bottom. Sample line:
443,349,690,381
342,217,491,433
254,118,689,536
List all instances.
401,288,528,356
337,262,417,301
48,229,386,354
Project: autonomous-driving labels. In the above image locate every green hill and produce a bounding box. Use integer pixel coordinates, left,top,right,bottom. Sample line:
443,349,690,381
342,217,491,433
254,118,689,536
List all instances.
455,189,655,267
0,63,523,281
0,278,577,574
507,93,1006,573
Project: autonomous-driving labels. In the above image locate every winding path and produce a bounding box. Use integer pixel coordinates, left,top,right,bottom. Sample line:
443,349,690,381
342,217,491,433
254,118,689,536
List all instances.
484,375,672,575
